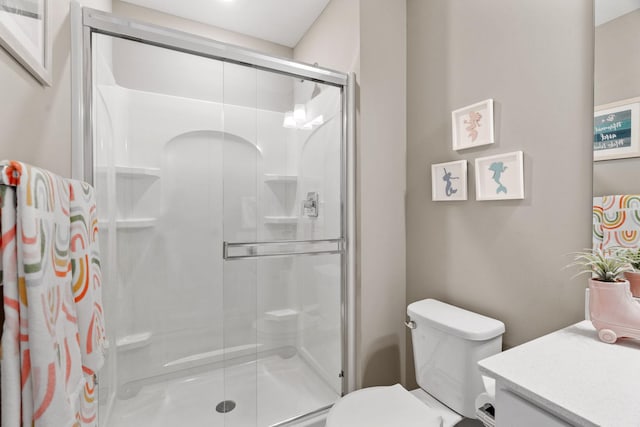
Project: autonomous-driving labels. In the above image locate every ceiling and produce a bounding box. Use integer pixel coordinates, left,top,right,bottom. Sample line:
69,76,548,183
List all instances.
120,1,638,45
120,0,330,48
595,0,640,26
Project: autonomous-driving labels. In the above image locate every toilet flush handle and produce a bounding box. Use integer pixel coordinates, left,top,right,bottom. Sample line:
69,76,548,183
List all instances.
404,320,416,329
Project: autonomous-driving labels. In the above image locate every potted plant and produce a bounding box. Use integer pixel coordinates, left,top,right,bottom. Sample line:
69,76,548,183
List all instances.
615,247,640,298
570,248,633,283
570,248,640,343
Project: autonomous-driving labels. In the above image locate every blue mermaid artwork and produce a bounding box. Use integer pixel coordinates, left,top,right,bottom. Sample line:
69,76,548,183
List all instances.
442,168,459,197
488,161,508,194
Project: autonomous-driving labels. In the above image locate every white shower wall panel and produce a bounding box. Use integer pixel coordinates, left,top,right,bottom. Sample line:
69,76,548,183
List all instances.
112,37,224,103
295,88,342,242
123,88,223,167
112,37,293,112
94,80,122,423
294,255,342,395
97,85,300,388
161,132,224,366
293,87,342,393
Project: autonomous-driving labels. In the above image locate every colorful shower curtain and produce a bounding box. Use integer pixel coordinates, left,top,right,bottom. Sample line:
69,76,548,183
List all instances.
0,161,105,427
593,195,640,250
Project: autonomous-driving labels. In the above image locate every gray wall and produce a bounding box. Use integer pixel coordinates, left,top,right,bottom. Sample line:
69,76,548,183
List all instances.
294,0,360,73
296,0,408,388
594,9,640,196
0,0,111,177
358,0,407,388
406,0,593,388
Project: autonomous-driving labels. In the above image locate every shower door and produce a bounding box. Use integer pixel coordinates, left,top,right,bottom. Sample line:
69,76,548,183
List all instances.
220,63,344,426
80,8,348,427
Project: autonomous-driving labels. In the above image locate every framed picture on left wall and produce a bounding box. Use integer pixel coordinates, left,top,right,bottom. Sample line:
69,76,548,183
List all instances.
0,0,51,85
431,160,467,201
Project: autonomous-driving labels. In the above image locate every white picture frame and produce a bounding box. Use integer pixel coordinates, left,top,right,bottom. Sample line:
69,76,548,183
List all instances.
593,98,640,161
452,99,494,150
0,0,51,86
431,160,467,201
475,151,524,201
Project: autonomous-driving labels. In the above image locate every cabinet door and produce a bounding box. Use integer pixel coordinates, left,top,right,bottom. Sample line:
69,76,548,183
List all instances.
496,388,572,427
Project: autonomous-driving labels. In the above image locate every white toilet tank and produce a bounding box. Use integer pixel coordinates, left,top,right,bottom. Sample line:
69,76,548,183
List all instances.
407,299,505,419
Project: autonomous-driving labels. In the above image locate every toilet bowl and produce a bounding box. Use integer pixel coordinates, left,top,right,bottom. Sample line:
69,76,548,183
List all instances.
326,385,453,427
325,384,499,427
326,299,504,427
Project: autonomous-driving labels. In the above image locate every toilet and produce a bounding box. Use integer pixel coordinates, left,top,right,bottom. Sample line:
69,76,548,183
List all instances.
326,299,505,427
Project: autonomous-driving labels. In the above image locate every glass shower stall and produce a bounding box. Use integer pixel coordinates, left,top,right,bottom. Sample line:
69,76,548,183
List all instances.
72,7,354,427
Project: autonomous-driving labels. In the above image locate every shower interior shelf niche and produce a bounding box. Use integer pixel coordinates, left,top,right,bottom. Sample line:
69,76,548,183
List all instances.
263,173,299,226
96,165,161,179
108,331,153,352
96,164,160,230
263,216,298,224
264,173,298,183
98,218,157,229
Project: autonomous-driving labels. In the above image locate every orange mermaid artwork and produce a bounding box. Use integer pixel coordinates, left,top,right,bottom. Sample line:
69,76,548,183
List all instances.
464,111,482,142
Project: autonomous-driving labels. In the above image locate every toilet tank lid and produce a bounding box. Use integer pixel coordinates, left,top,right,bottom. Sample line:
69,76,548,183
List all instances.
407,299,505,341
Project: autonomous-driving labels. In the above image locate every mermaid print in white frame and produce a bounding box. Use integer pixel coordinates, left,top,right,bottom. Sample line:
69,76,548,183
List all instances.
431,160,467,201
475,151,524,201
452,99,494,150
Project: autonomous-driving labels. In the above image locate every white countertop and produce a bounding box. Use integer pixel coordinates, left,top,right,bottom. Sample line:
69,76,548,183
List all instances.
478,321,640,427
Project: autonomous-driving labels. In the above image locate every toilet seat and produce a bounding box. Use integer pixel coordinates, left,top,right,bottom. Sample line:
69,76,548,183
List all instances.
326,384,444,427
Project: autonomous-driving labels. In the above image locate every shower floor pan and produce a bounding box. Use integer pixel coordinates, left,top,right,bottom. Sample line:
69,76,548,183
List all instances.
106,352,337,427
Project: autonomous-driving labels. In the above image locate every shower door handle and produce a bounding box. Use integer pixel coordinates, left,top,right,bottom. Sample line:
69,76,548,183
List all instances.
223,238,343,260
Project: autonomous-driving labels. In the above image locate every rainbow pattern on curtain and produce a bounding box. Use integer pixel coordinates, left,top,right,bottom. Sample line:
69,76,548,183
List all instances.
593,195,640,250
0,160,105,427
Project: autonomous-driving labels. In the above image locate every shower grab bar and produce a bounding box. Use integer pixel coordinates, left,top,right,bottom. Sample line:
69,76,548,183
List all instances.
223,238,343,260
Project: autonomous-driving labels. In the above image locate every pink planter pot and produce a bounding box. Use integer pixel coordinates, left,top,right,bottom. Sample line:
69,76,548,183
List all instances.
623,271,640,298
589,278,640,343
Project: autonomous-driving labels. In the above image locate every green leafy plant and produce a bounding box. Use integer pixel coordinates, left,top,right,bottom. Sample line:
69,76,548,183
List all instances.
615,247,640,271
569,248,633,282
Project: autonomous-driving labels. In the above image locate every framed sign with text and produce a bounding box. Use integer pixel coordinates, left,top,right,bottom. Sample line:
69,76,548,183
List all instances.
594,100,640,161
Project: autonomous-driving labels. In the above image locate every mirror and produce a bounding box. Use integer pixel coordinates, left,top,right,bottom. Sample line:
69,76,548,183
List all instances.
594,0,640,196
593,0,640,253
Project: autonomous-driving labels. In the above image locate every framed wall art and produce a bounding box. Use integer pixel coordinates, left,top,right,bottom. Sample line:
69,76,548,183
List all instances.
431,160,467,201
0,0,51,85
452,99,494,150
475,151,524,201
594,99,640,161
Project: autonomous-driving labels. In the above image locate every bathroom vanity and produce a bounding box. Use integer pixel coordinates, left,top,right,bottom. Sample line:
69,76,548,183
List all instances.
478,321,640,426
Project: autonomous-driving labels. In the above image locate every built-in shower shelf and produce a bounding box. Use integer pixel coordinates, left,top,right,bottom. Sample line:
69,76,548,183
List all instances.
163,343,262,368
264,216,298,224
264,309,299,321
96,165,161,179
264,174,297,184
98,218,157,229
114,332,153,351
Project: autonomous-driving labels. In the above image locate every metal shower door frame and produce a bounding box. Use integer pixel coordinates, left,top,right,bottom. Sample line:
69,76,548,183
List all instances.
70,3,357,406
